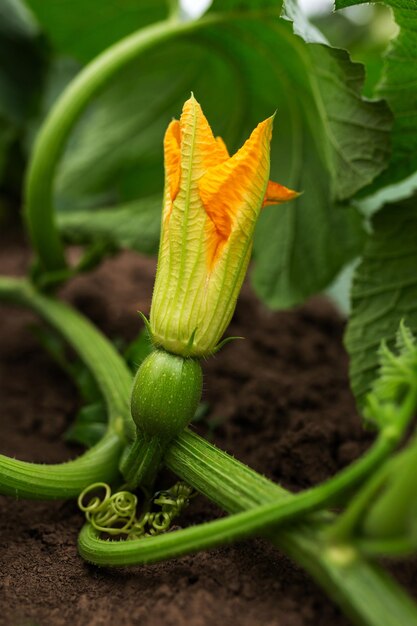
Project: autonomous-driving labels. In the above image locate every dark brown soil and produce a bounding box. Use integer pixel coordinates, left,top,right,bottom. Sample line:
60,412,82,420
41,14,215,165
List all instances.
0,231,415,626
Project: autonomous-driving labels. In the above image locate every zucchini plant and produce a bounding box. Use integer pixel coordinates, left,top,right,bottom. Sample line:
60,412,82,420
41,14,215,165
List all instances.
1,1,417,625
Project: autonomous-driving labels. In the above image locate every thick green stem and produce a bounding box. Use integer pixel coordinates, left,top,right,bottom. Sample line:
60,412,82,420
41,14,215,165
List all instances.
166,432,417,626
79,430,417,625
24,13,229,273
0,433,121,499
120,435,164,490
0,276,133,498
327,387,417,544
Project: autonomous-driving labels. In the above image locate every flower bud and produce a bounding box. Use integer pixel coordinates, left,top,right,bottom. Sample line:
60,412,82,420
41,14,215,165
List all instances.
149,95,298,358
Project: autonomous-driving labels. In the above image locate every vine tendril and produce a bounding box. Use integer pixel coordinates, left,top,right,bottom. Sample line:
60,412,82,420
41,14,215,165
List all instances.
78,481,195,539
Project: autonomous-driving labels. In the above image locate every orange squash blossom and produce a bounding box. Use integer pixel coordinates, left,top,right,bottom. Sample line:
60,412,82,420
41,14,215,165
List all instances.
150,95,298,357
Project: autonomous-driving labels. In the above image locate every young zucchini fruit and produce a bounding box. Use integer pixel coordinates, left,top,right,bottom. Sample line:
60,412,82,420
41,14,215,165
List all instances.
121,349,202,489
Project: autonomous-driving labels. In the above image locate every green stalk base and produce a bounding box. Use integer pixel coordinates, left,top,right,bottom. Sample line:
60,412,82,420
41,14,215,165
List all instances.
0,276,131,498
120,435,164,490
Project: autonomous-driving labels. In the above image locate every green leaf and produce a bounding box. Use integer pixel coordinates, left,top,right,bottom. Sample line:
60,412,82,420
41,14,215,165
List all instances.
363,322,417,429
124,328,154,373
253,200,365,309
336,0,417,190
246,29,389,306
23,0,173,63
57,196,162,255
43,5,390,306
33,324,103,403
345,196,417,407
65,402,107,448
52,40,221,208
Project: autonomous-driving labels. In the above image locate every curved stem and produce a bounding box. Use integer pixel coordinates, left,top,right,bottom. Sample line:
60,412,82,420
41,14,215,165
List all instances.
0,276,133,430
120,434,164,490
167,432,417,626
79,431,417,626
0,276,134,498
326,388,417,544
78,428,400,566
0,433,121,499
356,536,417,559
24,13,226,272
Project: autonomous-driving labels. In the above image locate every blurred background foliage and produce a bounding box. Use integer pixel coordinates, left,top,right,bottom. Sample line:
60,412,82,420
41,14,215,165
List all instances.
0,0,393,294
312,3,397,97
1,0,416,404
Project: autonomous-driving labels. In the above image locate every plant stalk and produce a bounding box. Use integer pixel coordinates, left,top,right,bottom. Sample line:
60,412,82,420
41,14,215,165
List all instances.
79,430,417,625
120,435,164,490
3,276,417,625
78,430,408,564
165,431,417,626
0,276,133,497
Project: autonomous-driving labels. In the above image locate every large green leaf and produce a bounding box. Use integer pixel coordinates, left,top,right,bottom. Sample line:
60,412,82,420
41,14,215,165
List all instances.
31,3,391,307
345,196,417,407
24,0,174,63
336,0,417,190
251,37,388,306
54,42,215,206
57,196,161,254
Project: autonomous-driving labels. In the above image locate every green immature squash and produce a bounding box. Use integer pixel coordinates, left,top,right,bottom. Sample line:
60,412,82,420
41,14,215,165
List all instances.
131,349,203,442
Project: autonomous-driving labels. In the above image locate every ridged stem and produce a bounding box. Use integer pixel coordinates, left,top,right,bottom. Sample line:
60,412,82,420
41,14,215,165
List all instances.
120,435,164,490
0,276,133,498
167,432,417,626
0,433,121,499
79,430,417,626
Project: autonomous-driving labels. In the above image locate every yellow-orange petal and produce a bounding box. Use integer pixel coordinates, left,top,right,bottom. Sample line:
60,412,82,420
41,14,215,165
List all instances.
180,96,229,171
199,116,274,270
263,180,300,206
164,119,181,205
215,136,230,160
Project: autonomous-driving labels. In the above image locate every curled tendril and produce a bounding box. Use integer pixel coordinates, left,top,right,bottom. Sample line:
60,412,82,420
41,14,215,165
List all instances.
78,481,195,540
78,482,138,535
